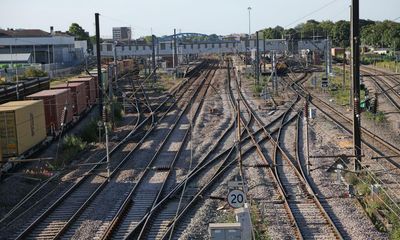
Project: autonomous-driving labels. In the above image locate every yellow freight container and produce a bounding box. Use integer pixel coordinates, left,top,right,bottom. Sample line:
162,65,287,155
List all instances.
0,100,46,157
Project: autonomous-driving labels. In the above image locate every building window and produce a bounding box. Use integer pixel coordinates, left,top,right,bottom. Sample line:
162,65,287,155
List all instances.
226,43,229,48
198,44,201,49
219,43,222,48
211,44,214,48
183,44,186,49
143,46,146,50
191,44,194,49
129,46,131,51
161,43,166,50
106,44,112,51
122,46,125,51
205,44,208,48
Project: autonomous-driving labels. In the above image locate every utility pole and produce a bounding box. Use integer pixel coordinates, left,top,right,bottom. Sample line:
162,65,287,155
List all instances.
152,34,156,82
343,42,346,90
111,42,118,127
95,13,103,118
263,32,266,73
256,31,260,85
247,6,252,65
351,0,362,172
349,5,353,108
174,28,178,69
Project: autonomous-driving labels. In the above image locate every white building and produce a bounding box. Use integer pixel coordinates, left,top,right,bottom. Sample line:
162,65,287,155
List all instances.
0,28,84,64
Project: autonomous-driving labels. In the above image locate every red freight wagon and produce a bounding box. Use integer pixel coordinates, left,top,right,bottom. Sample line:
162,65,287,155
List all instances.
51,82,86,115
69,77,96,106
78,75,98,98
26,89,73,135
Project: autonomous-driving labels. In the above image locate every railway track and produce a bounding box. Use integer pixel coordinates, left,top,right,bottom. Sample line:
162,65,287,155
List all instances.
363,68,400,112
111,61,298,239
227,63,343,239
286,71,400,161
87,62,218,240
6,62,208,240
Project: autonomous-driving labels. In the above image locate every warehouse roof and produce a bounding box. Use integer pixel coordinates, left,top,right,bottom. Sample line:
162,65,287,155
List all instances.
0,29,50,37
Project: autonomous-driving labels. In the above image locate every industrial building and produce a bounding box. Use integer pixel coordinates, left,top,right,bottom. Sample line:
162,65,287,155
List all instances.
0,28,84,65
112,27,132,42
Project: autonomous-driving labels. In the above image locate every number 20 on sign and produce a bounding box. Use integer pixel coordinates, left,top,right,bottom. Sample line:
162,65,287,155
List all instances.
227,189,246,208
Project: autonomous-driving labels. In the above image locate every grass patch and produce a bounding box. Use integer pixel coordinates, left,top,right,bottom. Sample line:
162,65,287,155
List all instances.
327,66,366,106
374,61,399,73
157,73,184,92
364,111,386,123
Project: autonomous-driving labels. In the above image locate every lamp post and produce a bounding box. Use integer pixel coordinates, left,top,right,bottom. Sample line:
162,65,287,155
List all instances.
247,6,252,65
248,7,252,37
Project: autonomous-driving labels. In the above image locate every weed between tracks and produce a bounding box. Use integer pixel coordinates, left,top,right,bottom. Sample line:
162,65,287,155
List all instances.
250,201,271,240
345,172,400,239
364,111,387,123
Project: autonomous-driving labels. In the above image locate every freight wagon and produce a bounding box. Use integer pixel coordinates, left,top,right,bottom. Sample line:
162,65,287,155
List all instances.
69,77,97,106
51,82,87,116
0,58,138,177
0,100,47,159
26,89,74,135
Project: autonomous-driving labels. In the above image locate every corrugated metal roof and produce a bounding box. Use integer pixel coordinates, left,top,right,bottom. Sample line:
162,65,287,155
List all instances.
26,89,69,97
0,53,31,62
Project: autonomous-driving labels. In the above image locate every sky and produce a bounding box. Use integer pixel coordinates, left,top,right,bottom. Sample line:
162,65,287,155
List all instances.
1,0,399,38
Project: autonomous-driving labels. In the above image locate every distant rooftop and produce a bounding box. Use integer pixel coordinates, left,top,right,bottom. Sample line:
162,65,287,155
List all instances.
0,29,50,37
0,29,73,38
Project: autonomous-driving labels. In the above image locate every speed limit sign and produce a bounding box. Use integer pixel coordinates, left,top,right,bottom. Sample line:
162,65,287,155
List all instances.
227,189,246,208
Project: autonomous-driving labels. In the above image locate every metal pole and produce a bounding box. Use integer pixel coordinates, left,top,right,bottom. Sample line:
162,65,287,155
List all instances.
33,45,36,63
48,45,51,64
263,32,266,73
95,13,103,118
247,7,252,65
104,121,111,180
305,97,310,174
349,5,353,108
16,66,19,100
174,28,177,69
152,34,156,82
256,31,260,86
351,0,362,172
343,43,346,90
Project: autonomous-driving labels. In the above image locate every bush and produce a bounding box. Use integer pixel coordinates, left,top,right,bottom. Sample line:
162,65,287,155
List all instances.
113,101,123,122
57,134,87,166
81,119,99,143
63,134,86,150
22,68,47,78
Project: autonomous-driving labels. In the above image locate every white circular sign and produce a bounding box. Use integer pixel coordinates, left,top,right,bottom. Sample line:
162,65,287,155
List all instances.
227,190,246,208
97,121,103,127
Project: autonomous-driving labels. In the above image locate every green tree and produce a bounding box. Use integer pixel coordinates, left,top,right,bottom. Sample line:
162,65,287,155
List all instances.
69,23,89,40
332,20,350,47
